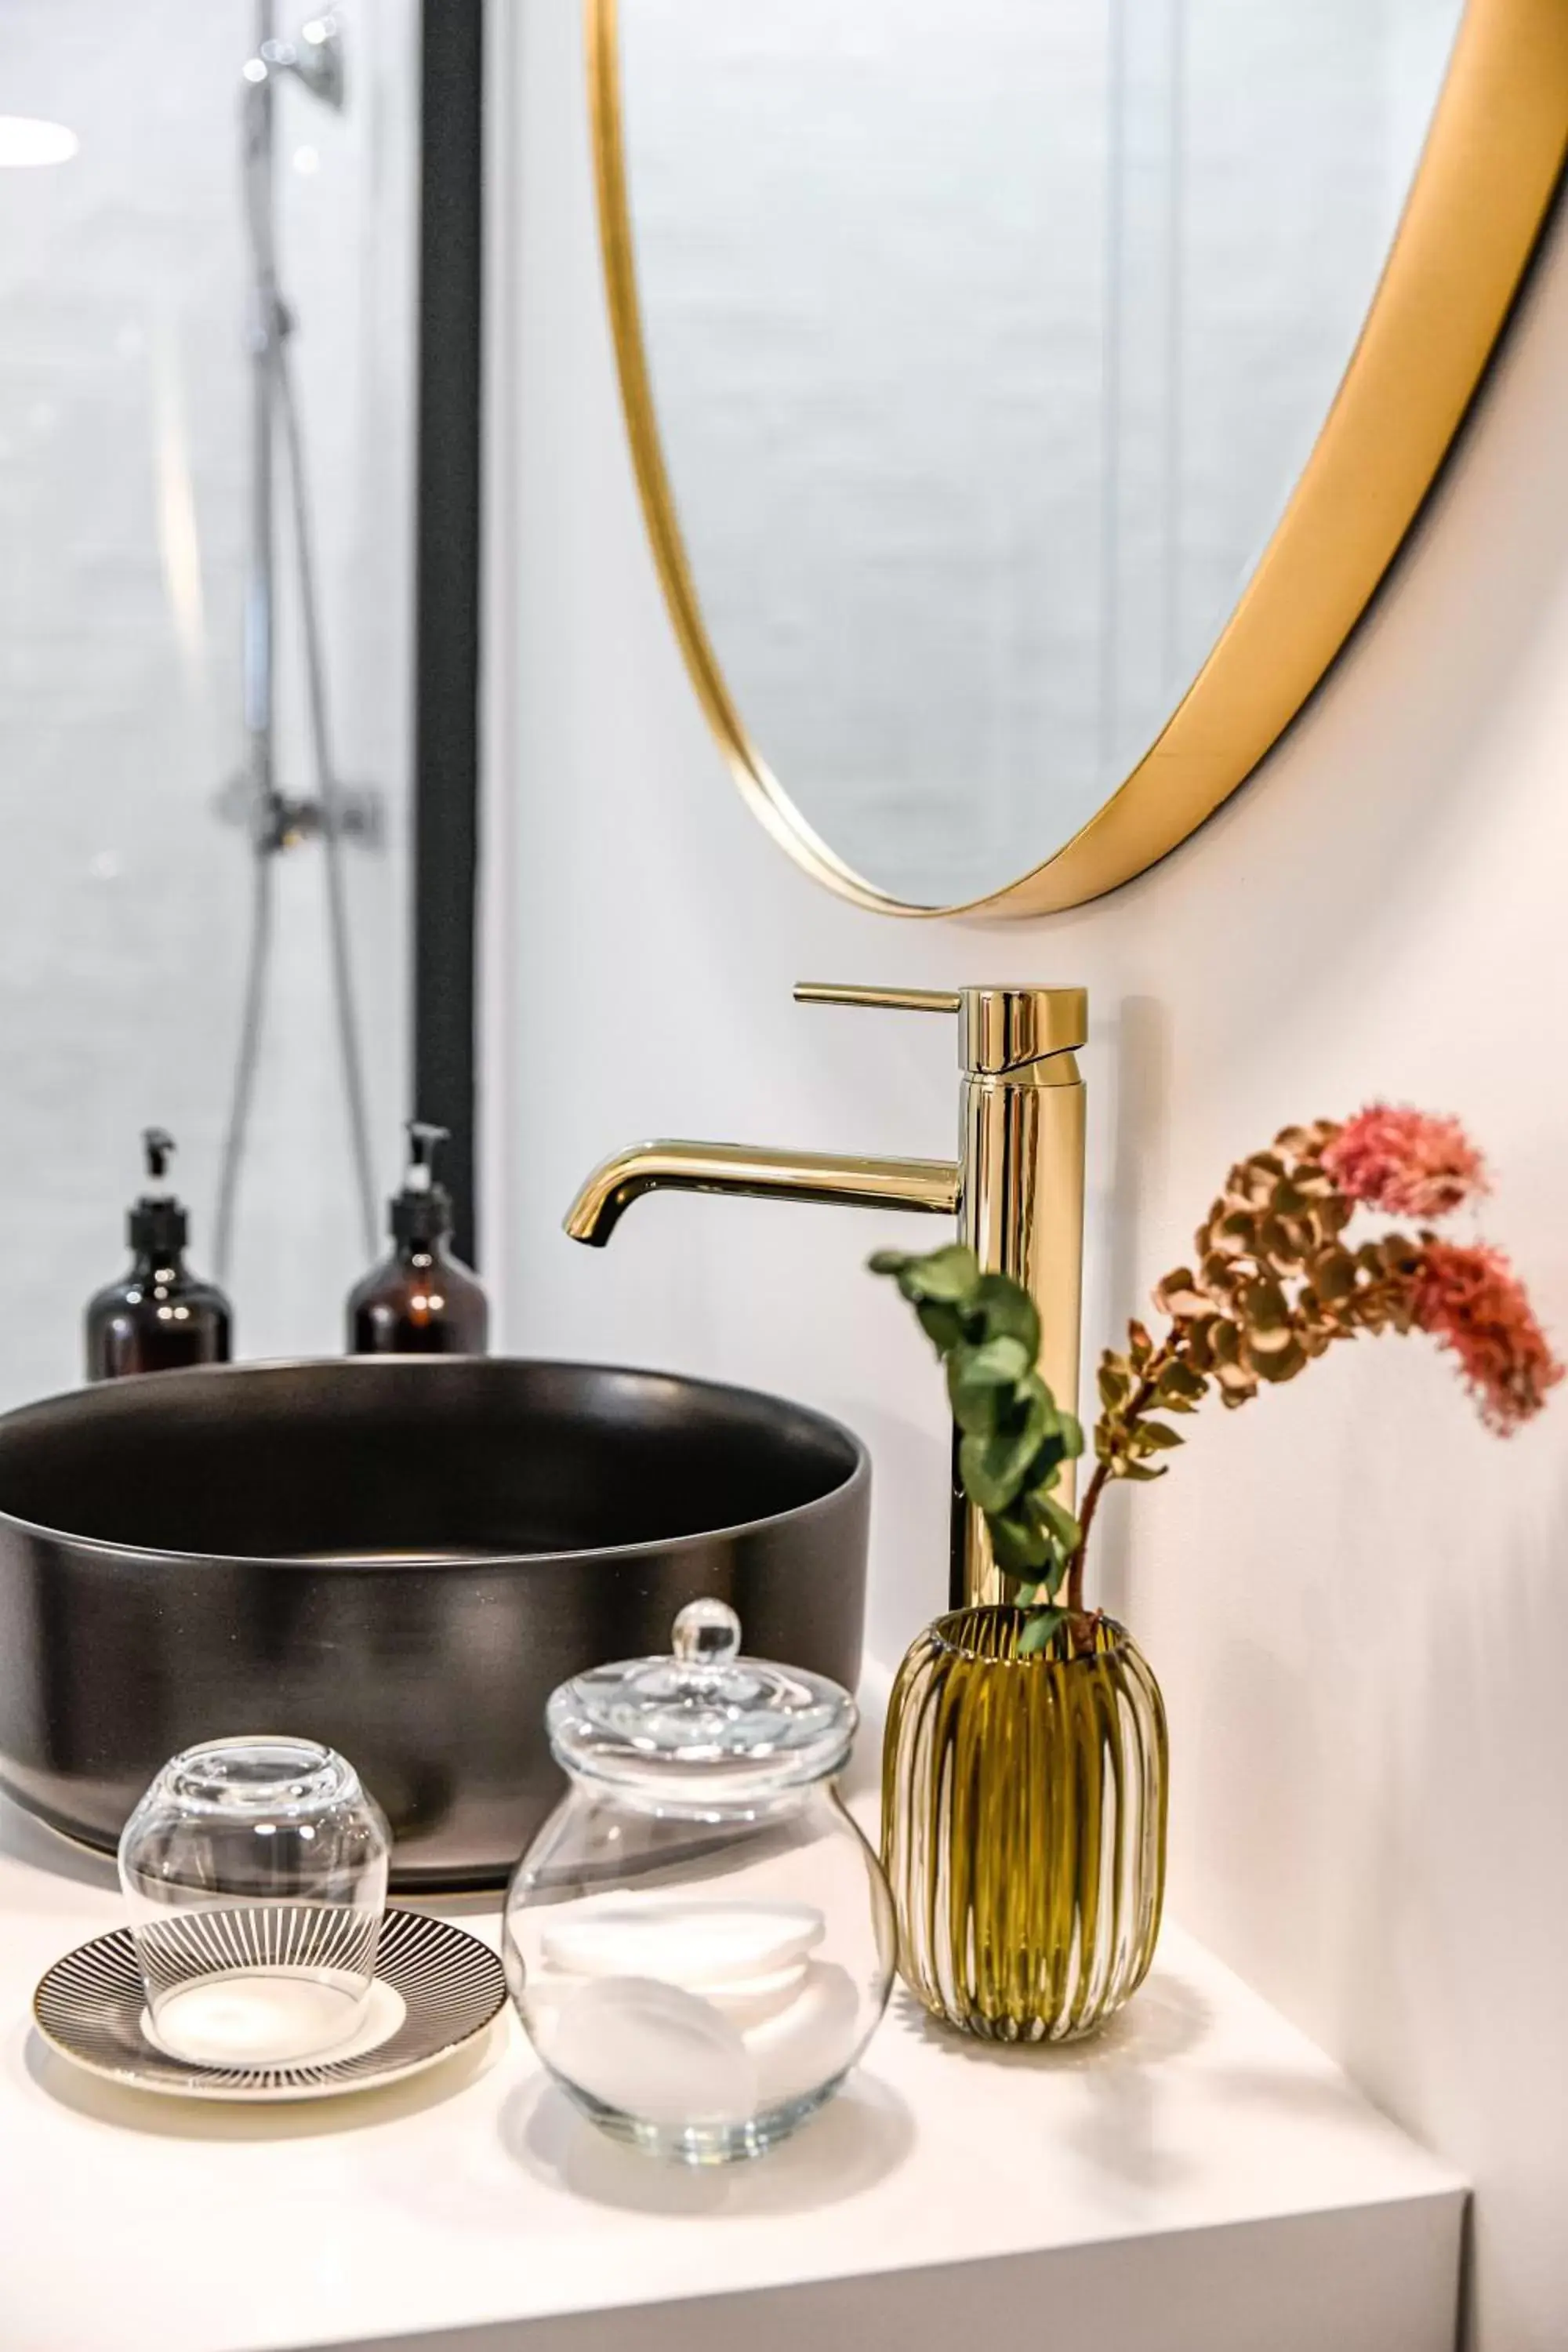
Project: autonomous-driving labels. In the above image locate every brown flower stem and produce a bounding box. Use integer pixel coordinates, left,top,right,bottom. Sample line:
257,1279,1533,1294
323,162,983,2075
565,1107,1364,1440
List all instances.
1066,1345,1174,1615
1065,1467,1109,1617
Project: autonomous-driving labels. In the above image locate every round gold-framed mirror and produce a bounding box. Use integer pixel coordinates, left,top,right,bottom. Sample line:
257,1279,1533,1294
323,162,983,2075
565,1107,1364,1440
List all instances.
587,0,1568,918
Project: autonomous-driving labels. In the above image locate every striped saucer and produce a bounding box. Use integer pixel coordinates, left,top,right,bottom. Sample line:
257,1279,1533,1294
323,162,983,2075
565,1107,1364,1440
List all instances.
33,1908,506,2102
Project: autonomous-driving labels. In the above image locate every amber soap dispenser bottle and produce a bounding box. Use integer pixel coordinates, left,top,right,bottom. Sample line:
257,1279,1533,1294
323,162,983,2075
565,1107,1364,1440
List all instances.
85,1127,234,1381
347,1120,488,1356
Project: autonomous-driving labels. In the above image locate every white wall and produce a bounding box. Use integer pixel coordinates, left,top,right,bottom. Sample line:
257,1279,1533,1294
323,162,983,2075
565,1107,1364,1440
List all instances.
491,9,1568,2347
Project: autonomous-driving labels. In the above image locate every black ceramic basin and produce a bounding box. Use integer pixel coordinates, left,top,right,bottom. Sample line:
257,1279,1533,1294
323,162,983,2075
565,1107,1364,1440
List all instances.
0,1358,869,1887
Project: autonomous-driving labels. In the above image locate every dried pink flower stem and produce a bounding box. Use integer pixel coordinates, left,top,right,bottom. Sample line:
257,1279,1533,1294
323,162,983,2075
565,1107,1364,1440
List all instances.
1064,1105,1559,1619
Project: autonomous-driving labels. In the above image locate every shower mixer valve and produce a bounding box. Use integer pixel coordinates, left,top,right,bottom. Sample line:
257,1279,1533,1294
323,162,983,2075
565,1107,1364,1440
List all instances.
212,773,384,856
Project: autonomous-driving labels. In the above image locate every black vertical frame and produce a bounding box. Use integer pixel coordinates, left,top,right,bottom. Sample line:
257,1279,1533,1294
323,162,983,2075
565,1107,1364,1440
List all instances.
413,0,484,1265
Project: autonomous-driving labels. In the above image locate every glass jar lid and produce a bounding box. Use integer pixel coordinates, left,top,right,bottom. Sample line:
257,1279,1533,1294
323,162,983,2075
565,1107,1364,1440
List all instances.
546,1599,857,1796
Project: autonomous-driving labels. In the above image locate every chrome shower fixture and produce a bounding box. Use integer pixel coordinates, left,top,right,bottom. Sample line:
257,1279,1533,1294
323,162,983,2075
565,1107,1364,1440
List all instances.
216,0,378,1279
243,14,347,111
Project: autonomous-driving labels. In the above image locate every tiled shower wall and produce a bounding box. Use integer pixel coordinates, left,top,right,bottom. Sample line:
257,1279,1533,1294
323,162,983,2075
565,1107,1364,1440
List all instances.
0,0,416,1406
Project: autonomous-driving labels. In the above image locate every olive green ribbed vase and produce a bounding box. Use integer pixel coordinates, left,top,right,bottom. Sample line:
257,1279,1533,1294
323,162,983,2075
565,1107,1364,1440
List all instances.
883,1606,1167,2043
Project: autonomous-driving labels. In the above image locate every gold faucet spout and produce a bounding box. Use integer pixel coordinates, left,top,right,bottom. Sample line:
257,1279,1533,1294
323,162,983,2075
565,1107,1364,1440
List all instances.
564,983,1086,1613
564,1140,961,1247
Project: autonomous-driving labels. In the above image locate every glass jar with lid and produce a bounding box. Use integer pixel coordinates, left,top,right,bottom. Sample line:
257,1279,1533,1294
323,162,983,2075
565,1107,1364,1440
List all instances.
503,1598,895,2163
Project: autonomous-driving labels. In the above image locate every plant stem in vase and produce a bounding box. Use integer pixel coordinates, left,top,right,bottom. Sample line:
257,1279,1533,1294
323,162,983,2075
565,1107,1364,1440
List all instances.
872,1102,1559,2045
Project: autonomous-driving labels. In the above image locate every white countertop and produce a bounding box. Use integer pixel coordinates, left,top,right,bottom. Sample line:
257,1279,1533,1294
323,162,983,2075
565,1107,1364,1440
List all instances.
0,1788,1462,2352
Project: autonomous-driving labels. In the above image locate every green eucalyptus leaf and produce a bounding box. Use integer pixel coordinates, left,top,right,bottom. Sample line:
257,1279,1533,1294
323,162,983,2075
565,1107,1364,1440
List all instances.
896,1244,982,1305
1012,1368,1060,1425
1117,1458,1168,1482
971,1334,1033,1381
959,1406,1052,1514
950,1380,1007,1438
1029,1488,1082,1555
985,1507,1051,1573
1012,1372,1066,1466
948,1336,1033,1432
1025,1430,1067,1489
915,1299,967,1357
1009,1377,1055,1454
1041,1553,1069,1601
970,1273,1041,1360
1056,1409,1086,1461
866,1250,909,1278
1019,1607,1069,1655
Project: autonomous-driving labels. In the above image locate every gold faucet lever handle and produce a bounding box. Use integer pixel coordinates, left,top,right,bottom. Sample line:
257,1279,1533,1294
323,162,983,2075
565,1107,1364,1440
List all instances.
795,982,1086,1075
793,983,964,1014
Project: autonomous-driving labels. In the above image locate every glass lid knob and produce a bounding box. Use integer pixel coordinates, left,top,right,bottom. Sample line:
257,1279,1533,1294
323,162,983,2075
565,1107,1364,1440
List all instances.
546,1594,855,1788
671,1598,741,1668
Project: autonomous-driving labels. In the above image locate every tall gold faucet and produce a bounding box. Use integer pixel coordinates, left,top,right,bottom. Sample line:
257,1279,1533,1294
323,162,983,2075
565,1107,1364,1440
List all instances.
564,983,1087,1610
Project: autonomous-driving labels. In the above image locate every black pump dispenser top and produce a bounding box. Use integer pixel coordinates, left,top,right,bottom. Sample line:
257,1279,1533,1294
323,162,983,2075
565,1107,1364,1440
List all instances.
390,1120,453,1246
348,1117,488,1355
129,1126,190,1258
86,1125,232,1380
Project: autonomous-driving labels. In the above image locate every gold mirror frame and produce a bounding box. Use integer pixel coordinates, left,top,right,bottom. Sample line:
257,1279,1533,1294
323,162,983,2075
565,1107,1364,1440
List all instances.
587,0,1568,918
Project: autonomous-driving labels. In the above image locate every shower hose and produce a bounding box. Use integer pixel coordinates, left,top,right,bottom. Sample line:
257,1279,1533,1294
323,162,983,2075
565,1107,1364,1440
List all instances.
213,54,379,1285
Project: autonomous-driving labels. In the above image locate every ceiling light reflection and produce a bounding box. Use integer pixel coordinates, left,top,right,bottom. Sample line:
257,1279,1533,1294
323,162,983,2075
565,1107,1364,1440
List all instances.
0,116,79,168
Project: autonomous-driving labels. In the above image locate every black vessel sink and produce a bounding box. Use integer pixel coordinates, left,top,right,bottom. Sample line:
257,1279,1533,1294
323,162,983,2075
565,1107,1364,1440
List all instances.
0,1358,869,1887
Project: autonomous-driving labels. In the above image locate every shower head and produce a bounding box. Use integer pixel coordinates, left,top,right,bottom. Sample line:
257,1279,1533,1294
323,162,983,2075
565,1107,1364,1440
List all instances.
245,15,347,112
285,16,345,109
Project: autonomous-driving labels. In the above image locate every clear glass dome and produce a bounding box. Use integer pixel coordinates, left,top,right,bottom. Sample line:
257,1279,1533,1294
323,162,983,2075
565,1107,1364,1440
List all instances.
504,1599,895,2163
118,1735,390,2066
